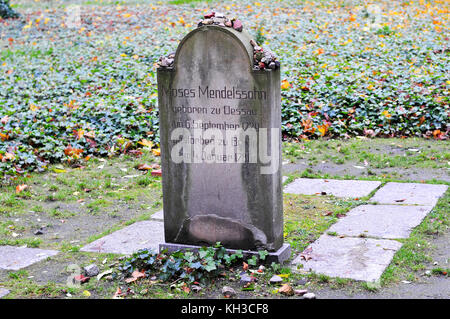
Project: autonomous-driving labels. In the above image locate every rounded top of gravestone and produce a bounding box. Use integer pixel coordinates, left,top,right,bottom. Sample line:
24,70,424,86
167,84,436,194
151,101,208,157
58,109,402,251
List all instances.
156,15,280,71
173,25,254,71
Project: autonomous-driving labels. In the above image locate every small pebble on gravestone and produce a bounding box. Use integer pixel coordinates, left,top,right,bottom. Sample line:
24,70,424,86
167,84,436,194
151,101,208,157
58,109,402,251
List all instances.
84,264,99,277
232,19,243,32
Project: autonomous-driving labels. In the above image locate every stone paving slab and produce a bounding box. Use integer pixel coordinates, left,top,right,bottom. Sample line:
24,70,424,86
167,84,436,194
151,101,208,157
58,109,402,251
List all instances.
292,234,402,282
0,246,59,271
327,205,434,239
0,288,10,298
370,182,448,206
80,220,164,255
151,210,164,221
284,178,381,198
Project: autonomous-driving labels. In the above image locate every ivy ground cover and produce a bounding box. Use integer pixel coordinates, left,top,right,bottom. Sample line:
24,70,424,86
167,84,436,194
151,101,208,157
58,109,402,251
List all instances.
0,0,449,177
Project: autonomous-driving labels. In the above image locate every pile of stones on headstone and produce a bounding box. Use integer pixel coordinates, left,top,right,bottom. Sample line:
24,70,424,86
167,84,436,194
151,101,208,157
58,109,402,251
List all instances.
250,39,279,71
197,11,243,31
156,12,279,71
157,52,175,68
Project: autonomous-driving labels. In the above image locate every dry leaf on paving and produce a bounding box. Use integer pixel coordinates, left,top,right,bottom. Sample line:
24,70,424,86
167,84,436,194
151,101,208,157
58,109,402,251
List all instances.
300,247,313,261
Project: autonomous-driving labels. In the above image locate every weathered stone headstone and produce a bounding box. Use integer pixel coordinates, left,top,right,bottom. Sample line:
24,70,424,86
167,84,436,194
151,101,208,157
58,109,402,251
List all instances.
157,20,289,261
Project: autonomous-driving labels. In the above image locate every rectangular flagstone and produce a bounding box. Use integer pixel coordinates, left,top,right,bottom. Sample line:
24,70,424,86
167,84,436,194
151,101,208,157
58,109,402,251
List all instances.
0,288,10,298
284,178,381,198
0,246,59,271
81,220,164,255
292,234,402,282
150,210,164,221
370,182,448,206
327,205,434,239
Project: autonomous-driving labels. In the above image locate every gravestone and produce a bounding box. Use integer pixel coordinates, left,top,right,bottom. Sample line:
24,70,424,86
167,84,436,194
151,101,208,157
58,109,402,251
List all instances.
157,18,290,262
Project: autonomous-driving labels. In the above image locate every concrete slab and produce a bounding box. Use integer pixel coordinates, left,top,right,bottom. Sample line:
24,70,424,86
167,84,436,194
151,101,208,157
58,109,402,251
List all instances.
327,205,434,239
80,220,165,255
0,246,59,271
292,234,402,282
370,182,448,206
151,210,164,221
284,178,381,198
0,288,10,298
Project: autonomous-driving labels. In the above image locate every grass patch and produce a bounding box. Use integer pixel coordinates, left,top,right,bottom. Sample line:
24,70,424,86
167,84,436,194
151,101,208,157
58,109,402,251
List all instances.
283,193,360,252
283,138,450,171
381,188,449,285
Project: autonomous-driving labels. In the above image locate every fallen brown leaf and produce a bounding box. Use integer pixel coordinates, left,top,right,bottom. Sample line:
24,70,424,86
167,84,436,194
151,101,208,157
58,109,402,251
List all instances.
137,163,152,170
125,270,146,283
151,169,162,176
16,184,28,194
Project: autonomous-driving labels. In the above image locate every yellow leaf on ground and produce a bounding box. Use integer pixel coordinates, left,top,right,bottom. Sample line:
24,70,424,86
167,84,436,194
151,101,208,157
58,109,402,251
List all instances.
382,110,391,118
281,80,291,90
16,184,28,194
152,148,161,156
318,124,329,136
138,139,153,148
2,153,15,162
76,129,84,139
0,132,9,141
